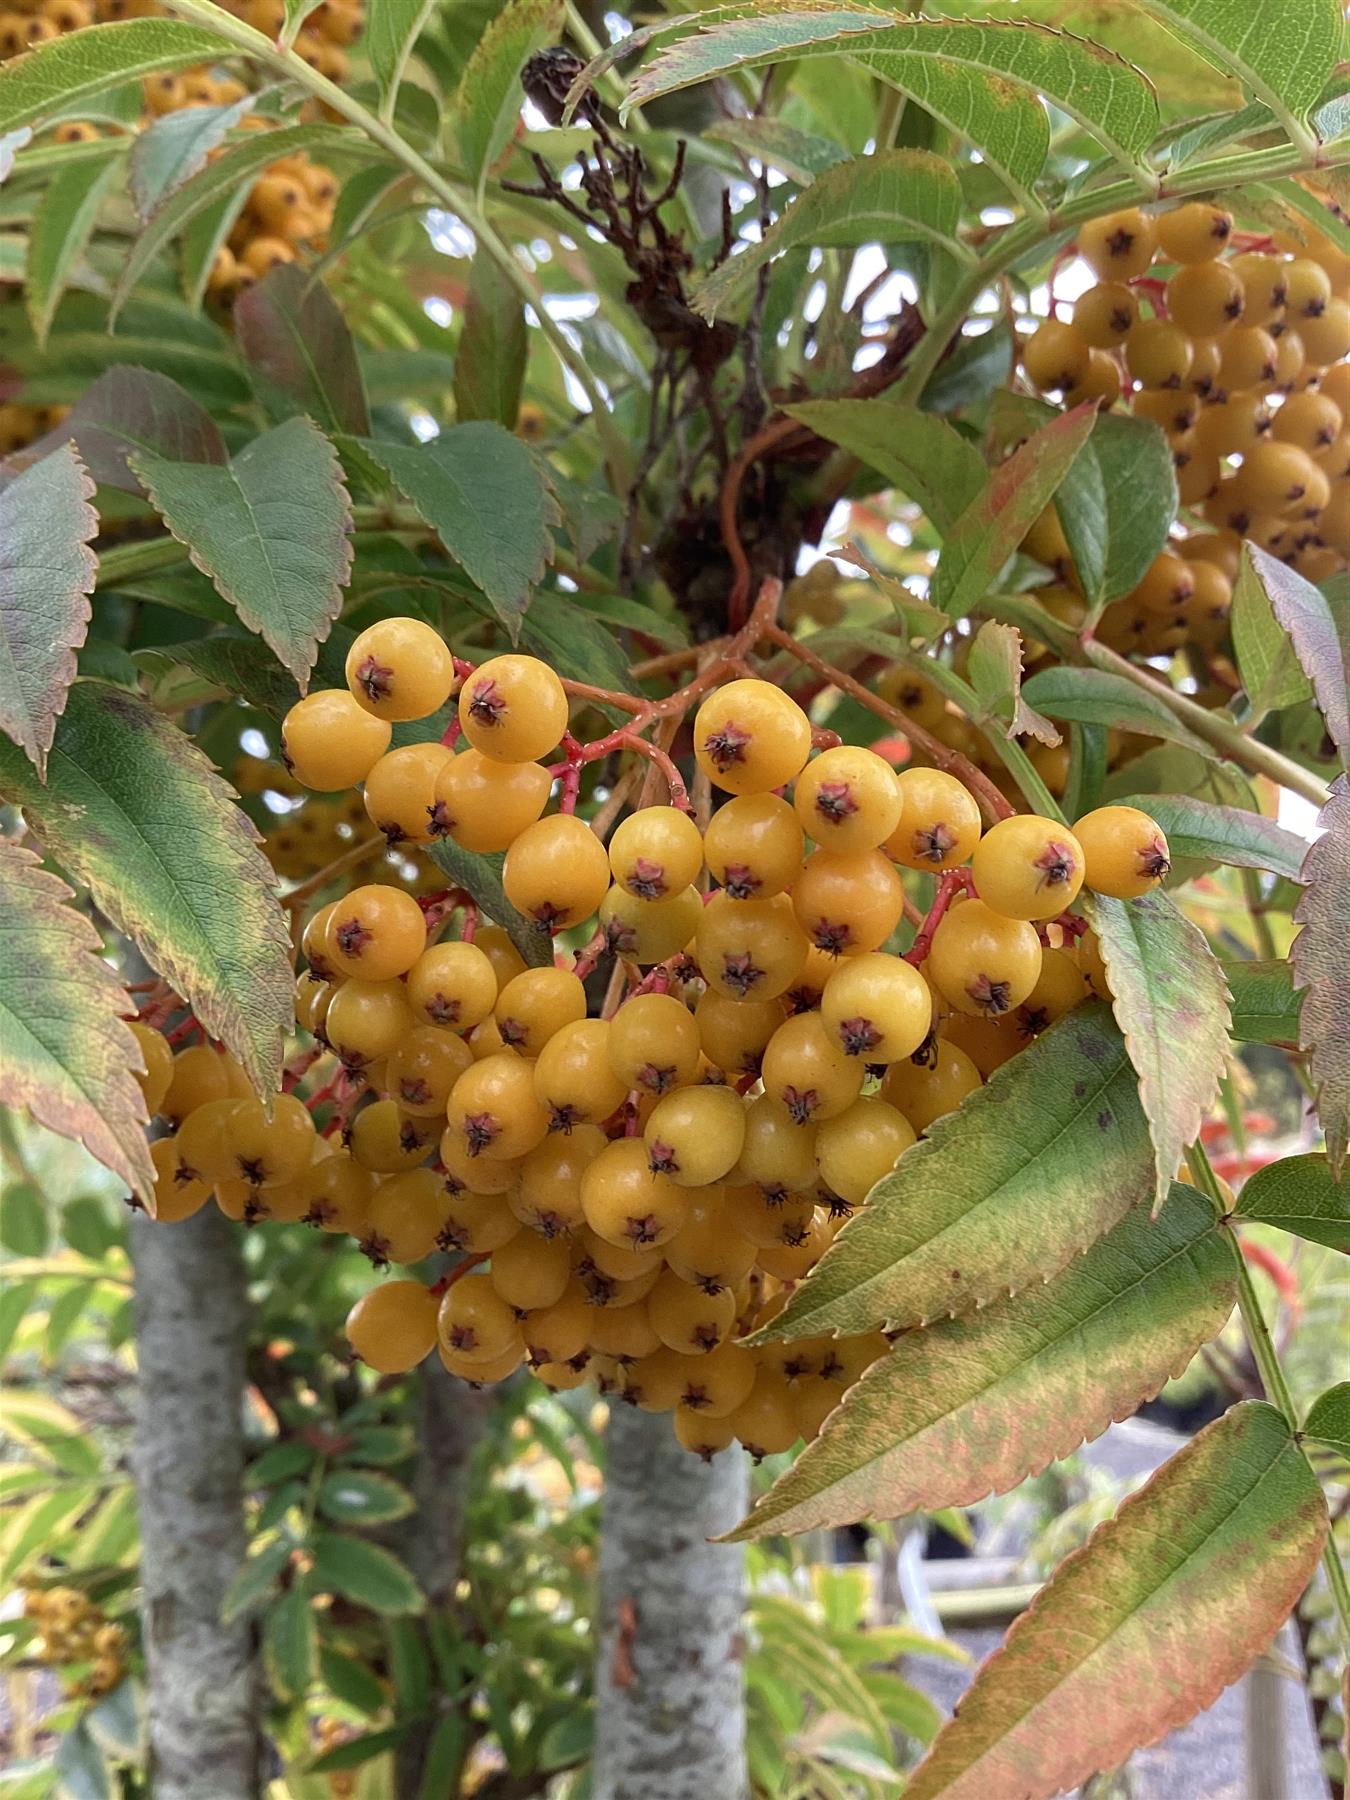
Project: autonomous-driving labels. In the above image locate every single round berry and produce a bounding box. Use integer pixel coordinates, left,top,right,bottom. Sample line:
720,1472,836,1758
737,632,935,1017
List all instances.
1072,804,1171,898
457,654,569,763
793,744,902,853
608,993,701,1096
149,1136,211,1223
880,1035,982,1131
971,814,1085,922
815,1097,916,1207
533,1018,629,1132
488,1228,572,1313
599,883,703,965
1072,282,1138,348
325,884,426,981
1022,320,1091,395
643,1082,746,1187
1155,201,1232,263
696,890,810,1001
432,750,552,853
790,847,904,958
282,689,391,791
326,978,416,1073
493,965,586,1057
761,1011,864,1125
928,898,1042,1017
348,1101,435,1178
347,1281,438,1373
581,1137,690,1250
438,1272,523,1363
820,952,932,1063
502,815,611,931
1077,209,1156,280
664,1190,757,1292
446,1053,549,1162
1015,945,1089,1037
694,989,784,1077
693,679,812,796
362,741,453,846
608,805,704,901
360,1168,442,1263
1166,261,1243,336
702,792,804,899
387,1025,473,1116
405,940,498,1030
509,1124,604,1236
345,617,454,723
888,768,983,871
1125,319,1193,390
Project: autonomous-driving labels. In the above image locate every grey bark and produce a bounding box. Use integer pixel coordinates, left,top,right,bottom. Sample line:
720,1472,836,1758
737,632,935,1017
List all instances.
593,1405,749,1800
130,1205,263,1800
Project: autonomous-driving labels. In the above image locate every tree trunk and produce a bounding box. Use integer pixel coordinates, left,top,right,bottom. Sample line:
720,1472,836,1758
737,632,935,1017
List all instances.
593,1405,749,1800
130,1206,263,1800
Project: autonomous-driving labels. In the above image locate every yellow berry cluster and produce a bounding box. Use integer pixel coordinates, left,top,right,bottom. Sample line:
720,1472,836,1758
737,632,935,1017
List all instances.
20,1584,127,1697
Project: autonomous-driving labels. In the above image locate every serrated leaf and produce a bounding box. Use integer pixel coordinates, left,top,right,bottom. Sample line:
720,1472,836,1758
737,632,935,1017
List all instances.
128,91,256,223
111,123,350,320
0,443,95,777
966,620,1059,745
694,149,967,321
1052,410,1176,610
1231,546,1314,717
0,20,223,132
1292,776,1350,1175
0,842,152,1203
453,246,526,429
1239,545,1348,769
904,1402,1326,1800
360,425,559,640
0,682,293,1093
455,0,564,190
1111,793,1308,882
22,366,226,498
1303,1383,1350,1458
1134,0,1340,125
317,1470,414,1525
234,264,370,437
1234,1153,1349,1253
929,405,1096,620
1021,666,1209,752
731,1183,1236,1539
1084,891,1231,1212
782,399,984,536
134,417,351,688
367,0,441,120
221,1537,291,1622
265,1584,314,1701
26,153,118,349
310,1533,424,1615
753,1003,1154,1343
1221,957,1301,1044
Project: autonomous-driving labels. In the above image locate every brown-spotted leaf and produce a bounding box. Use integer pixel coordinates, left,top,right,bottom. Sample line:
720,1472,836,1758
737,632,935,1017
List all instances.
904,1402,1327,1800
0,840,153,1202
1292,775,1350,1174
0,681,293,1092
730,1184,1236,1540
1084,890,1231,1212
0,443,96,778
749,1003,1155,1345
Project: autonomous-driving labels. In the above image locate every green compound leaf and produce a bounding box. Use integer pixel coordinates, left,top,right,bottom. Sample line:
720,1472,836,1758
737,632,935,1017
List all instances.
128,90,256,222
1111,793,1308,882
234,264,370,438
1241,545,1349,770
25,364,227,497
455,0,565,191
903,1402,1326,1800
1292,777,1350,1175
782,399,985,537
0,840,153,1203
310,1533,424,1615
1232,546,1314,717
366,0,440,120
751,1002,1155,1344
26,152,119,349
0,681,293,1094
1133,0,1341,127
1303,1383,1350,1460
453,246,527,430
0,20,224,132
1021,666,1209,753
1221,957,1301,1045
694,149,967,321
731,1184,1236,1539
1084,891,1232,1212
0,443,96,778
1052,410,1177,611
930,405,1097,621
360,424,560,642
134,416,352,689
1234,1153,1349,1254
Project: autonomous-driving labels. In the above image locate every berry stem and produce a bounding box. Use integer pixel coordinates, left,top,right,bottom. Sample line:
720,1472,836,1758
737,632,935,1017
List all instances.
428,1252,488,1299
164,1014,203,1048
283,834,387,909
282,1046,324,1093
904,869,974,966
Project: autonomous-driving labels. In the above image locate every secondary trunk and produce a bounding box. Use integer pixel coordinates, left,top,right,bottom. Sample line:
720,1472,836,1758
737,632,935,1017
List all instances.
130,1205,262,1800
592,1404,749,1800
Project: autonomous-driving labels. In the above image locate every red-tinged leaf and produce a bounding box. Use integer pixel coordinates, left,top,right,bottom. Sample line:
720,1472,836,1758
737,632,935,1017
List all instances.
729,1184,1237,1540
750,1003,1155,1345
0,681,293,1093
1084,890,1232,1211
0,442,96,778
1234,1153,1349,1253
0,840,153,1203
1292,776,1350,1175
234,264,370,438
929,405,1097,620
13,366,227,497
1243,544,1349,771
904,1402,1327,1800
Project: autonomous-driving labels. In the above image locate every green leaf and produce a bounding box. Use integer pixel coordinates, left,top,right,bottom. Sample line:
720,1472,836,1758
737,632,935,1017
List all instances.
310,1533,424,1615
234,264,370,437
931,403,1097,621
752,1002,1154,1342
0,682,293,1094
0,1284,33,1362
1021,666,1209,753
0,1185,49,1257
0,842,152,1203
904,1403,1327,1800
43,1283,88,1360
53,1720,112,1800
1234,1153,1349,1253
1239,545,1348,769
360,425,559,641
309,1725,410,1773
318,1645,387,1717
1055,412,1176,611
731,1183,1236,1538
26,154,118,349
0,442,96,777
1084,891,1231,1212
1292,777,1350,1175
966,620,1059,744
0,20,224,132
248,1440,315,1485
453,246,526,430
1303,1383,1350,1459
628,14,1159,172
111,123,351,320
425,840,551,969
221,1537,292,1622
1232,546,1314,717
128,91,256,222
133,417,351,688
1133,0,1340,126
265,1585,314,1701
694,149,967,321
704,116,850,185
135,630,314,719
36,365,226,497
781,399,985,536
366,0,441,121
1221,957,1301,1045
1110,793,1308,882
455,0,565,191
516,591,639,712
317,1470,414,1525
